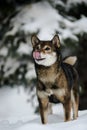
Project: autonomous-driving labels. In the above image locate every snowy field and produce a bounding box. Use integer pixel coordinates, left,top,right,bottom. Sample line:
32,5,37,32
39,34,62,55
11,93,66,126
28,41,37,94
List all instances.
0,86,87,130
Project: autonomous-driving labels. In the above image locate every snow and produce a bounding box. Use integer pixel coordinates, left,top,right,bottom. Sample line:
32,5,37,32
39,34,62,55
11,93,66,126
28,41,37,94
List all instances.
17,42,32,55
0,87,87,130
25,63,36,80
67,0,87,5
0,87,35,121
66,0,87,11
6,1,87,44
25,68,36,80
5,23,20,36
72,16,87,34
52,0,65,7
3,58,20,77
0,47,8,56
11,1,60,40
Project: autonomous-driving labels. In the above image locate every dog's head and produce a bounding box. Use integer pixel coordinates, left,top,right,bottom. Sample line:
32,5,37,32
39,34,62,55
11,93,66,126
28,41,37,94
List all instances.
31,35,61,66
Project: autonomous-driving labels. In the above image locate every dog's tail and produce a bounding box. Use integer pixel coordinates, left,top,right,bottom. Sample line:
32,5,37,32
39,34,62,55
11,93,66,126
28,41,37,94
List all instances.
63,56,77,66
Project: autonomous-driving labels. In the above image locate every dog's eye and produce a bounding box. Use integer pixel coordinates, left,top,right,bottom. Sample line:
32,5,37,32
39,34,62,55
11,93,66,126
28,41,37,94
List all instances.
45,47,50,51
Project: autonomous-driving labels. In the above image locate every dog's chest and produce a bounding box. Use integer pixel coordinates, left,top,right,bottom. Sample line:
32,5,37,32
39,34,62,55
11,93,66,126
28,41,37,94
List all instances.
40,73,56,84
37,69,67,103
38,67,58,84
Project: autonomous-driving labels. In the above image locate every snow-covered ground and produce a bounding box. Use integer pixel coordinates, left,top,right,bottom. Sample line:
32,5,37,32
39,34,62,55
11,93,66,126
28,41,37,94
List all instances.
0,86,87,130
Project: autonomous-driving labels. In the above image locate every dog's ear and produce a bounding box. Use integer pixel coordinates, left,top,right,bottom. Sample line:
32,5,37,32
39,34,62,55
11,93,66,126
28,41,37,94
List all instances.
31,35,40,47
52,35,60,48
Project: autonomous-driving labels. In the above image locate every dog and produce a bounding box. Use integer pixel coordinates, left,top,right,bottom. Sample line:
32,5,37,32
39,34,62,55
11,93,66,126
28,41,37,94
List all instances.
31,34,79,124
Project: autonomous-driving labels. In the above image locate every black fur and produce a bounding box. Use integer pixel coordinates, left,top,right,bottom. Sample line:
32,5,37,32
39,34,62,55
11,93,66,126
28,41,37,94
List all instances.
61,63,75,89
49,95,59,103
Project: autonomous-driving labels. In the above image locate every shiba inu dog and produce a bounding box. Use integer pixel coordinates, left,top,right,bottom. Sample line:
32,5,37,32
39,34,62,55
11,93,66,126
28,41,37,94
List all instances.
31,34,79,124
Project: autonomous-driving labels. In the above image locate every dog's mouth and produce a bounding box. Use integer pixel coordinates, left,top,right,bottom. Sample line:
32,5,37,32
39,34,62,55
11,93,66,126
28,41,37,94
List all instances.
36,58,45,61
33,51,45,61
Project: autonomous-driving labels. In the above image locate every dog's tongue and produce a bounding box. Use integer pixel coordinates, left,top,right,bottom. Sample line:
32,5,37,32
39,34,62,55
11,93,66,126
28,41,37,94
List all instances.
33,51,41,60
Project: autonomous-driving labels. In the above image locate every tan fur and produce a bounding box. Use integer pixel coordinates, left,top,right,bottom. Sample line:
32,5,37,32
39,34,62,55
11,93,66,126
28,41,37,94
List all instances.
31,35,79,124
38,97,49,124
71,90,79,119
63,56,77,66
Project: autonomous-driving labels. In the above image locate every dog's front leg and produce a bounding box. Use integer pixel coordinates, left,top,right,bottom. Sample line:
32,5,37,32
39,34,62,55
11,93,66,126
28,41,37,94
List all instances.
38,97,49,124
